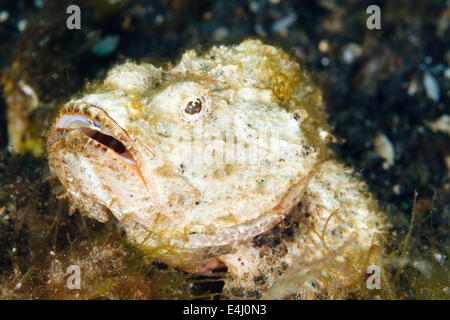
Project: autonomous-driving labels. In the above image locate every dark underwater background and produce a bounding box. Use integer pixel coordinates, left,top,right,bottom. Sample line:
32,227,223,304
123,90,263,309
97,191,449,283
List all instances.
0,0,448,299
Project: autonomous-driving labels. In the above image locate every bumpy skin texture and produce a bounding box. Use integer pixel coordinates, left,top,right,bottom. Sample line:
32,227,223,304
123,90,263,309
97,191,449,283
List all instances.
47,40,386,298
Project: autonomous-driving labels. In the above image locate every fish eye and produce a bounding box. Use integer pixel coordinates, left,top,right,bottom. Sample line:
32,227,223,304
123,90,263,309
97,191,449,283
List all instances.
184,99,202,115
179,95,210,124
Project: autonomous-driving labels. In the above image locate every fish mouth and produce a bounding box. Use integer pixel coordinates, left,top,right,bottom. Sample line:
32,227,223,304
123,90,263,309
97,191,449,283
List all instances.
50,105,150,195
78,127,135,166
54,113,137,168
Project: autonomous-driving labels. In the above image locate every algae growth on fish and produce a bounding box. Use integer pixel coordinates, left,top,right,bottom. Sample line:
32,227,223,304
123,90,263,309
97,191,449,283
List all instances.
47,40,387,298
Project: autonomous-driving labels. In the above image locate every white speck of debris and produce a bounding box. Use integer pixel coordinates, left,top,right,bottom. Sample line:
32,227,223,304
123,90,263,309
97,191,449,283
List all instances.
254,24,267,37
249,1,261,13
38,35,50,47
445,155,450,174
213,27,229,41
342,43,362,64
374,132,395,169
392,184,402,195
18,80,39,109
423,72,440,102
318,40,329,53
293,46,305,59
271,13,297,36
412,259,432,277
407,80,418,96
91,35,120,56
428,114,450,135
17,19,27,31
408,34,418,45
155,14,164,25
444,68,450,80
34,0,45,8
321,57,330,67
319,129,329,140
342,48,354,64
432,252,445,264
0,10,9,23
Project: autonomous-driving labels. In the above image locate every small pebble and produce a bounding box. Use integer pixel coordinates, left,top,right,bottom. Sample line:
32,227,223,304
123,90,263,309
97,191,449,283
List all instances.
292,46,306,59
249,1,261,13
318,40,329,53
155,14,164,25
34,0,45,8
17,19,27,31
254,24,267,37
342,48,354,64
445,155,450,173
213,27,229,41
423,72,440,102
408,34,418,45
203,12,212,20
0,10,9,23
444,68,450,80
374,132,395,169
92,35,120,56
320,57,330,67
432,252,444,264
413,259,432,277
437,10,449,35
38,35,50,47
319,129,329,140
428,114,450,135
272,13,297,36
342,43,362,64
392,184,402,195
407,80,418,96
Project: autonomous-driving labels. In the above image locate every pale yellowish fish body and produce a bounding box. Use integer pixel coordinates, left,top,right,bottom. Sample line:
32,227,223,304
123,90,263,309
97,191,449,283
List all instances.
48,40,386,298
